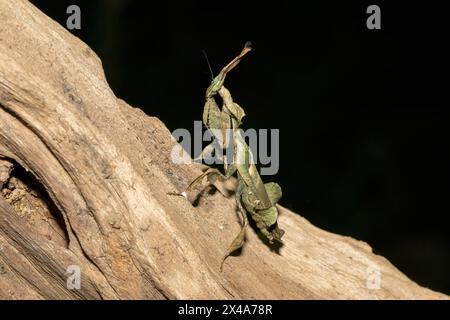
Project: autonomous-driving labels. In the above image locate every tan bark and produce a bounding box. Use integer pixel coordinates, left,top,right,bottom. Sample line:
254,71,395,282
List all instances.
0,0,447,299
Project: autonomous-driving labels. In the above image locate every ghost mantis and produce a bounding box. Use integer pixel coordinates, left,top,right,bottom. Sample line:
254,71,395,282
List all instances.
172,42,284,270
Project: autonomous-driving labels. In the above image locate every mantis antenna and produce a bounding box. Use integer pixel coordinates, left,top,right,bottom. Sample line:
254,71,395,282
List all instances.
201,49,214,80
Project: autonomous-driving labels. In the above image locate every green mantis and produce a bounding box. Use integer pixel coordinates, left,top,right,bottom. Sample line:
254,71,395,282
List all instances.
173,42,284,270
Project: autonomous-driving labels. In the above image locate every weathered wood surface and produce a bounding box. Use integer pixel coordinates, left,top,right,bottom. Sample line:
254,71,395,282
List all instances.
0,0,447,299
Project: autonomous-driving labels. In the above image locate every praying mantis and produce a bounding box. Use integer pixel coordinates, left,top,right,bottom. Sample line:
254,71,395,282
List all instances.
172,42,284,270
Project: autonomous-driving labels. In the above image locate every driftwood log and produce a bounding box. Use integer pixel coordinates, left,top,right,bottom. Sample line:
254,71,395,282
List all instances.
0,0,447,299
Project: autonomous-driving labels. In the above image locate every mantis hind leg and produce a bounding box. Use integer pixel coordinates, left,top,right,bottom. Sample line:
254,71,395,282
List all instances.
169,157,236,201
220,178,248,271
169,161,237,197
168,167,223,198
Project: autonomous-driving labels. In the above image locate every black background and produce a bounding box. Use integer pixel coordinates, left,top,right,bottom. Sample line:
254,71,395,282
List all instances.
2,300,446,318
30,0,449,294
